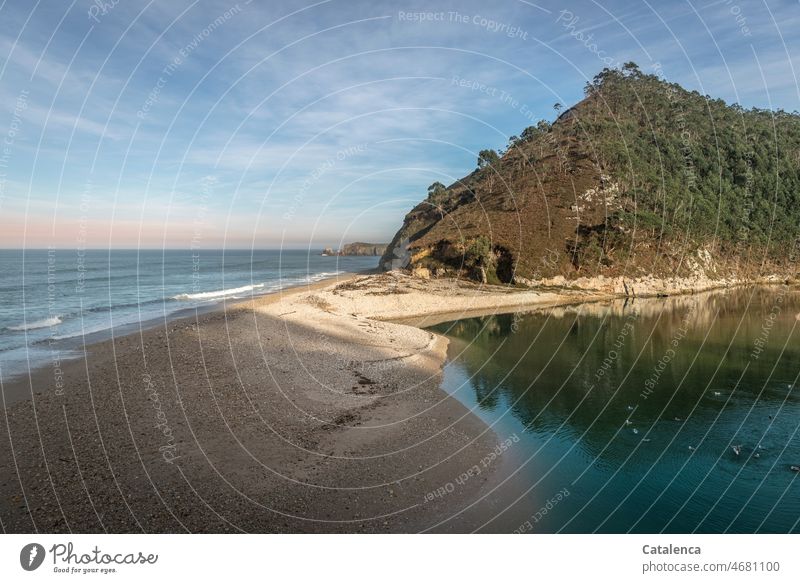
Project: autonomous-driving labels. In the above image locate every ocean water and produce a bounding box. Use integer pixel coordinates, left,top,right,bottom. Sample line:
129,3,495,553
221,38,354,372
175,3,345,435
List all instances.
430,287,800,533
0,249,378,383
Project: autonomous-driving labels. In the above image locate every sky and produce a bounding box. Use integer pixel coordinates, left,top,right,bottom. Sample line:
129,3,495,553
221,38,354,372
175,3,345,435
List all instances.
0,0,798,249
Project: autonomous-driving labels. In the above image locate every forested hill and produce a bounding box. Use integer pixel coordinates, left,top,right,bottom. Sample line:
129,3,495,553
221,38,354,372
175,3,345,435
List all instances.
380,63,800,284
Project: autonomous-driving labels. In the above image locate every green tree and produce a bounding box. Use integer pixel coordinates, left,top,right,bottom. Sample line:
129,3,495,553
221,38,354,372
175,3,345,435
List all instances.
426,181,448,207
427,181,446,198
477,149,500,169
465,236,493,267
622,61,642,77
520,126,540,142
477,149,500,192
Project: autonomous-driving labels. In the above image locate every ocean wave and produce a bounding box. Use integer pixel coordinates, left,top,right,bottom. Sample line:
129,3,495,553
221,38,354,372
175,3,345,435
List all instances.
46,309,174,341
7,316,63,331
307,271,342,280
169,272,343,302
85,298,166,313
171,283,266,301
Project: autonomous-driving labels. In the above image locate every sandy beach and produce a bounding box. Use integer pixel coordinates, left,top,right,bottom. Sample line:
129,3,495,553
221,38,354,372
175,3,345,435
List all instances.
0,271,597,533
2,267,792,533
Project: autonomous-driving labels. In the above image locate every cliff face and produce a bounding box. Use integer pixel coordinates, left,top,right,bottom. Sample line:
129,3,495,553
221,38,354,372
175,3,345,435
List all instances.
381,64,800,285
339,242,388,256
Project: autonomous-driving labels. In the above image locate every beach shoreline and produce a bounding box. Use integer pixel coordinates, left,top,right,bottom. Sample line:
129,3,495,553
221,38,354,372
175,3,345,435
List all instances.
0,269,371,402
1,271,518,532
0,270,791,532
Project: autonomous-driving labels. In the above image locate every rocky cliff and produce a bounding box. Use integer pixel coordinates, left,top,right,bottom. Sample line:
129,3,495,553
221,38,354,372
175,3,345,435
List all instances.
338,242,388,256
380,63,800,286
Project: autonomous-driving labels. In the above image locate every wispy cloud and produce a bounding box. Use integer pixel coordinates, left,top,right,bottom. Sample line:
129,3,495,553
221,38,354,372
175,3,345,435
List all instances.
1,0,798,248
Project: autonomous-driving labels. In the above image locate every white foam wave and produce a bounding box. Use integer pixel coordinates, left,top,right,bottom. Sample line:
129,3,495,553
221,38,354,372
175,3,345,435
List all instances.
308,271,342,281
170,272,344,302
7,316,63,331
171,283,266,301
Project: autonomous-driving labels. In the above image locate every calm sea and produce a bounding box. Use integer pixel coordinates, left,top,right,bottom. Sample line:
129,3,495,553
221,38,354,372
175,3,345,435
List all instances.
430,287,800,533
0,249,378,383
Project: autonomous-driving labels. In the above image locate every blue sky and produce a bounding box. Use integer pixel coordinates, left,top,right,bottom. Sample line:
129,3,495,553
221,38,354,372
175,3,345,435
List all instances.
0,0,798,248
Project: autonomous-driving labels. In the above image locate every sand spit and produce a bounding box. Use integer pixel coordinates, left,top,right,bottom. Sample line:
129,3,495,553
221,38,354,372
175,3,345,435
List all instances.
0,270,788,533
1,273,547,533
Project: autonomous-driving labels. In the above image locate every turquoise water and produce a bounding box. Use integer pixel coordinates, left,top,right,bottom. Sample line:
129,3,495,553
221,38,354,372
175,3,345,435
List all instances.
0,249,378,383
430,288,800,533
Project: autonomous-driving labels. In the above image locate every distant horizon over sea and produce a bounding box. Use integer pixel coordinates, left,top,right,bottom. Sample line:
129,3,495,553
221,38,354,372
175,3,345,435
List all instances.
0,245,381,251
0,249,380,387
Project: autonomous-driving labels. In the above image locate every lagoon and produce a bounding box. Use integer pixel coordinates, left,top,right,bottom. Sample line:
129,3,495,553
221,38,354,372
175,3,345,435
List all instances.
431,287,800,533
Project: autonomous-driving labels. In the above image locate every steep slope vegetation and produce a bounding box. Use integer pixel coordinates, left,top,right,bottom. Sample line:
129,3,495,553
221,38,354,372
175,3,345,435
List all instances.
380,63,800,285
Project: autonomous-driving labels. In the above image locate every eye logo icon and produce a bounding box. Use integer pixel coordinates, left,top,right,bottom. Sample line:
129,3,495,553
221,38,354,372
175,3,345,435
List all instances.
20,543,46,571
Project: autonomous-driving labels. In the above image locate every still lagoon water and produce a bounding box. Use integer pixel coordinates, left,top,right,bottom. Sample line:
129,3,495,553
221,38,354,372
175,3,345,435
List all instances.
431,287,800,533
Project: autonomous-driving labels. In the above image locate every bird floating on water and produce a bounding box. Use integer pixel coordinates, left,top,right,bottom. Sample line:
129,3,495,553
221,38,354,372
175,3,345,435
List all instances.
674,417,682,421
754,453,760,459
642,438,651,442
625,419,633,426
713,391,721,396
732,445,742,456
688,445,696,451
791,465,800,472
632,428,639,434
627,405,634,411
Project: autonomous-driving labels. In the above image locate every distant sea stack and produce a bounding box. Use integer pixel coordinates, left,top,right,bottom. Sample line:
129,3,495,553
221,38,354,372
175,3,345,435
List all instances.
322,242,388,256
381,62,800,285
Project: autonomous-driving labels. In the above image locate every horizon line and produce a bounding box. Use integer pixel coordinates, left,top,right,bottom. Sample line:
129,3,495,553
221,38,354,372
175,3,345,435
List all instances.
0,246,380,251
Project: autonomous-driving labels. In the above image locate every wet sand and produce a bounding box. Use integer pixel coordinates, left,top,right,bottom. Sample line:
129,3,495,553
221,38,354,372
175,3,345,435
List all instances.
0,272,590,533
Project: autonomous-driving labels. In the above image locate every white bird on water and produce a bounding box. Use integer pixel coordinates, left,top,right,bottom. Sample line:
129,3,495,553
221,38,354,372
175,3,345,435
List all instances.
713,391,721,396
790,465,800,472
625,419,633,426
632,428,639,434
627,405,634,411
732,445,742,456
689,445,696,451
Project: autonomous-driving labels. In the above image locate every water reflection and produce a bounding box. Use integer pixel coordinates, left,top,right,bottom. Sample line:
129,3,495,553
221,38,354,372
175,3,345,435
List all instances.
431,287,800,533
